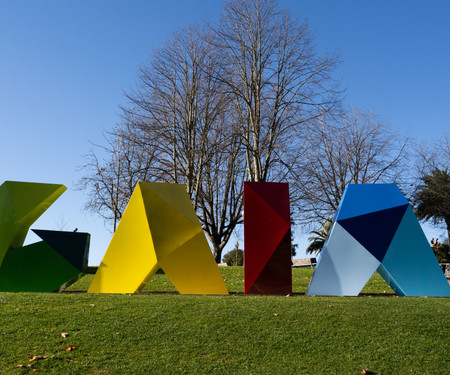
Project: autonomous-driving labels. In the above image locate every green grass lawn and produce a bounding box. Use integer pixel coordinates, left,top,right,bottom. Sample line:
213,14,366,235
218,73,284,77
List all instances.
67,267,395,295
0,267,448,374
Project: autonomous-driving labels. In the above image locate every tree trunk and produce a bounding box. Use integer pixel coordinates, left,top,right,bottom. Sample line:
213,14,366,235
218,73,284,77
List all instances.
213,242,223,264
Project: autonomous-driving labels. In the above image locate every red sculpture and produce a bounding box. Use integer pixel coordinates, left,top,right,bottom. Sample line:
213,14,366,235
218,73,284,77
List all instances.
244,182,292,294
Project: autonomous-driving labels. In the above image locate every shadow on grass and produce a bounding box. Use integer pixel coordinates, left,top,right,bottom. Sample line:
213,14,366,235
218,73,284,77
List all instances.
62,290,399,297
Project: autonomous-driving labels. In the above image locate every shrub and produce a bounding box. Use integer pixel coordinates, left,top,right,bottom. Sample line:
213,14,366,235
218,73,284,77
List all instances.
223,249,244,266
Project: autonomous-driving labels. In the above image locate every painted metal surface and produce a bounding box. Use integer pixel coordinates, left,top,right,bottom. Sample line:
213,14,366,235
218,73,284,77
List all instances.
307,222,380,296
379,206,450,296
244,182,292,295
307,184,450,297
0,181,89,292
0,234,89,292
0,181,66,265
33,229,90,272
88,182,228,295
336,183,407,221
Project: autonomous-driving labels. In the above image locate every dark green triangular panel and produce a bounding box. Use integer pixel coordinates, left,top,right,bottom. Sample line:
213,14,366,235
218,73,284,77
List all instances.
0,242,80,292
32,229,90,271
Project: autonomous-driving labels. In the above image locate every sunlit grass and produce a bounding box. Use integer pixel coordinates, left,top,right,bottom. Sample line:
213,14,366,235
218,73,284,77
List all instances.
67,267,394,294
1,268,447,374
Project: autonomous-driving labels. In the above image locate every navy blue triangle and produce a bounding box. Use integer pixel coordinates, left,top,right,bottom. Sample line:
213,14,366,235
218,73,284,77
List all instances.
32,230,90,271
338,204,408,262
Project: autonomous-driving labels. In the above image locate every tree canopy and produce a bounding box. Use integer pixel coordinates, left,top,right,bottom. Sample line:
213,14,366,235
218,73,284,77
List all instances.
291,108,409,227
223,248,244,266
414,168,450,241
79,0,410,262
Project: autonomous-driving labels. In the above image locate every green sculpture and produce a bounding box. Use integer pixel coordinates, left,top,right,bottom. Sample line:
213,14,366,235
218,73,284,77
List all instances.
0,181,90,292
0,181,66,264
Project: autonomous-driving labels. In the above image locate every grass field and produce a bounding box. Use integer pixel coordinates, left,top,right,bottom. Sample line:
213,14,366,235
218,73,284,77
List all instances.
0,267,448,374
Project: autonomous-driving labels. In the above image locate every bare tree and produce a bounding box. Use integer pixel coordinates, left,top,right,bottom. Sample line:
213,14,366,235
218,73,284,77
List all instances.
79,1,344,261
291,108,409,226
415,134,450,176
198,114,246,262
210,0,341,182
120,24,245,261
78,124,159,231
125,25,226,204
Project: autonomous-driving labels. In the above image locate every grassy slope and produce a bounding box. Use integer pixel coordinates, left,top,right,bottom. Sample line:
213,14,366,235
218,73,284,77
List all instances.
67,267,395,294
0,268,448,374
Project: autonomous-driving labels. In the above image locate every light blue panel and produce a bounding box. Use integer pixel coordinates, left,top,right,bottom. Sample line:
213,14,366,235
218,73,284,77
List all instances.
381,206,450,297
337,184,408,221
306,222,381,296
313,219,339,268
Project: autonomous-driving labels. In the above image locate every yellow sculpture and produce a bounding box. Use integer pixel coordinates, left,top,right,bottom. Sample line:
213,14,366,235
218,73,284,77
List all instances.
88,182,228,295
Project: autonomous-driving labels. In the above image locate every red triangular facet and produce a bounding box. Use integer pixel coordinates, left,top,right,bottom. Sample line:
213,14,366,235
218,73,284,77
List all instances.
244,182,290,293
245,182,290,223
246,230,292,294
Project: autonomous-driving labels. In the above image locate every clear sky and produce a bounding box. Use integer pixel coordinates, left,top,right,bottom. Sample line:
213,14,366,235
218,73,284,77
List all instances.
1,0,449,265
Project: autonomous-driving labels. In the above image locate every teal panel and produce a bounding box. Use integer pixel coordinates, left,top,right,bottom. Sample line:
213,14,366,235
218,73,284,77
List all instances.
376,263,406,296
336,184,408,221
306,222,381,296
381,206,450,297
0,242,80,292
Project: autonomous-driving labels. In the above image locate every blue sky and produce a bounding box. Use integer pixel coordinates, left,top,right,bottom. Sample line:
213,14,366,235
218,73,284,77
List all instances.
1,0,449,265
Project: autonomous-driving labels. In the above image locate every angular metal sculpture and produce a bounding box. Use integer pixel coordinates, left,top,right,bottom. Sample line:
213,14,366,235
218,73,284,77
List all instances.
0,230,90,292
88,182,228,295
0,181,90,292
0,181,67,265
306,184,450,297
244,182,292,295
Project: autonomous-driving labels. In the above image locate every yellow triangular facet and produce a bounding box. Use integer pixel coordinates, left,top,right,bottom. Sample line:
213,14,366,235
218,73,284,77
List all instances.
88,182,228,295
88,184,158,293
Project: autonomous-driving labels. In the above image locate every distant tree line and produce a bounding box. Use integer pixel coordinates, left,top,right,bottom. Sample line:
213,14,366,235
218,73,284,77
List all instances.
79,0,427,262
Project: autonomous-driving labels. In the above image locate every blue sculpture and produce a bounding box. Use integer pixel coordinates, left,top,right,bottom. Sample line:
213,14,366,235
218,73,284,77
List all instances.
306,184,450,297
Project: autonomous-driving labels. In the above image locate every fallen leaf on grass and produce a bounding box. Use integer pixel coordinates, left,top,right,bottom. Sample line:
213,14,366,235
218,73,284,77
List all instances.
273,313,279,317
360,369,376,375
16,364,25,367
89,304,95,307
29,356,48,362
66,346,77,351
61,332,69,338
327,304,334,308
